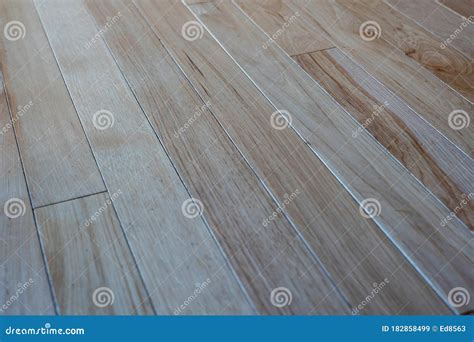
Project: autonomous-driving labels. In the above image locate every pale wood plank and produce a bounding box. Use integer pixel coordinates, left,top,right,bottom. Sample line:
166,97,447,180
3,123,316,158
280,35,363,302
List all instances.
386,0,474,58
86,0,348,314
35,0,252,314
294,48,473,229
235,0,335,56
0,69,54,315
189,0,474,313
338,0,474,102
135,0,451,314
285,0,473,160
0,0,105,208
35,192,153,315
438,0,473,18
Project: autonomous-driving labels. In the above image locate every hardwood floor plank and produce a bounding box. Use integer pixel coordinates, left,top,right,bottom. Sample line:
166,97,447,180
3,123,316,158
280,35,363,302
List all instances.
338,0,474,102
134,0,451,314
188,0,474,313
386,0,474,58
286,0,473,160
438,0,473,18
86,0,349,315
0,69,54,315
294,48,473,229
234,0,335,56
35,193,153,315
0,0,105,208
35,0,252,315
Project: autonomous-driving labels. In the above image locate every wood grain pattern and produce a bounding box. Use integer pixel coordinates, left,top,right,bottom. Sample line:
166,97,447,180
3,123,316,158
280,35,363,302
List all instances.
294,49,473,229
0,0,105,208
189,0,474,313
35,192,153,315
0,69,54,315
36,0,252,315
386,0,474,58
285,0,473,159
438,0,473,17
338,0,474,102
87,0,349,315
134,0,451,315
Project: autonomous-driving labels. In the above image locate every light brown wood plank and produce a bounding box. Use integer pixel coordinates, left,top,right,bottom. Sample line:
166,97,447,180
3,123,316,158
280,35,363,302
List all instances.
235,0,335,56
135,0,451,315
338,0,474,102
86,0,348,315
189,0,474,313
35,0,252,315
0,69,54,315
386,0,474,58
35,192,153,315
0,0,105,208
286,0,473,160
294,48,473,229
438,0,473,18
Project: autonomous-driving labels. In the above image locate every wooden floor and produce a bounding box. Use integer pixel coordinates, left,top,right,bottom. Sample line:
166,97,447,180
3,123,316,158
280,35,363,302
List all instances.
1,0,472,315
